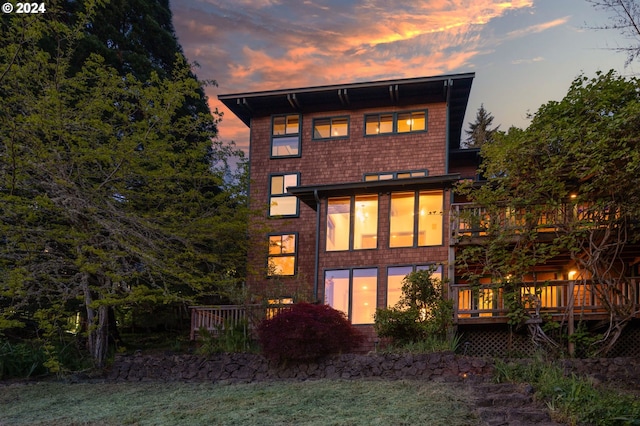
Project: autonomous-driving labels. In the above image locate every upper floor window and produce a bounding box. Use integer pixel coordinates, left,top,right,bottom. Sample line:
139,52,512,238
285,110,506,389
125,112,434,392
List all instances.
313,116,349,139
271,114,300,157
267,234,296,276
364,170,428,181
269,173,299,217
326,194,378,251
364,110,427,135
389,190,443,247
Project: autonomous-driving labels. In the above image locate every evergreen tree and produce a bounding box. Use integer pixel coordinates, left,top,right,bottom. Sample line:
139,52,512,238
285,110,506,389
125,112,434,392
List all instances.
464,104,500,148
0,1,248,368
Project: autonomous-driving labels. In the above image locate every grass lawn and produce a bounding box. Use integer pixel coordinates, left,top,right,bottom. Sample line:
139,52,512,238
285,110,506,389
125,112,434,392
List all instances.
0,379,477,425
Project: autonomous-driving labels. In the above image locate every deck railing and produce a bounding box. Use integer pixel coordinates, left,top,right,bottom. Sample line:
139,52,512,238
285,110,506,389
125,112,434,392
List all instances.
189,304,292,340
452,278,640,323
450,203,613,241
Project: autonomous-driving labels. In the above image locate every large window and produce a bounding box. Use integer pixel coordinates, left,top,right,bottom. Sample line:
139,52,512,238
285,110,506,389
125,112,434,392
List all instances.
387,265,443,307
389,190,443,247
326,195,378,251
313,116,349,139
269,173,299,217
324,268,377,324
365,110,427,135
267,234,296,276
271,114,300,157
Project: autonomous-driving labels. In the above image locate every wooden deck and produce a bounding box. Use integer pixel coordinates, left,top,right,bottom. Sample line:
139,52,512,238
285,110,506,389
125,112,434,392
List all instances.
452,278,640,324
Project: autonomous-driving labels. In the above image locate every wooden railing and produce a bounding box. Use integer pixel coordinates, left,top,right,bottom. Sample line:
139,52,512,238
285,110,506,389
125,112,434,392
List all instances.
452,279,640,324
450,203,614,241
189,304,292,340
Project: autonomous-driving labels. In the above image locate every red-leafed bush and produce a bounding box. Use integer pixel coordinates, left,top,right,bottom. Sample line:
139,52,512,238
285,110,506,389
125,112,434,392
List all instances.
257,303,363,363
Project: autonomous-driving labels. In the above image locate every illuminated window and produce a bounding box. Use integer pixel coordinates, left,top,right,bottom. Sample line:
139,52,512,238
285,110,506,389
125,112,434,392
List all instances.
397,111,426,133
365,110,427,135
390,190,443,247
365,114,393,135
313,117,349,139
267,234,296,276
324,268,377,324
363,170,427,181
326,195,378,251
387,265,442,308
272,114,300,157
269,173,299,217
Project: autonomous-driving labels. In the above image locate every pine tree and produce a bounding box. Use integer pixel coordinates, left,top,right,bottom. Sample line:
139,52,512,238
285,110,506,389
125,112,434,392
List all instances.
464,104,500,148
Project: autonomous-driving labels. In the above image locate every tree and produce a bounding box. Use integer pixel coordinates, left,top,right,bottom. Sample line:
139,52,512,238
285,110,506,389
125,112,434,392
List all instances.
463,104,500,148
0,1,248,368
587,0,640,65
457,70,640,355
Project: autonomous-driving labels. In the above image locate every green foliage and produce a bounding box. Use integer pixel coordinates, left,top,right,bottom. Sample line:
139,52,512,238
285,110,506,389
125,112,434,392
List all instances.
456,70,640,352
494,357,640,425
380,333,462,354
0,0,249,367
374,267,453,345
0,340,47,379
195,321,256,356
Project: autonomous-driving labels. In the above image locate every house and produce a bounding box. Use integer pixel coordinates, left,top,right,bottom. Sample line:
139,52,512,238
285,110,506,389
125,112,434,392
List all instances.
208,73,640,356
215,73,476,350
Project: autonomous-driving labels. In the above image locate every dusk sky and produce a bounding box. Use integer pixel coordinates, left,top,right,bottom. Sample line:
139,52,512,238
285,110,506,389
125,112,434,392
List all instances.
170,0,637,152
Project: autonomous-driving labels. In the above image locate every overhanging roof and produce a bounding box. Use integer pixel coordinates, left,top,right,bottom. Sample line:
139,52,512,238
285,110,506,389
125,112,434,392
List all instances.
218,73,474,150
287,174,461,209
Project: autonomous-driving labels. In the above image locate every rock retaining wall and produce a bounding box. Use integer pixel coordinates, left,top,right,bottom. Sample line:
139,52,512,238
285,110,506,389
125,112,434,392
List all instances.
107,352,640,390
107,352,492,383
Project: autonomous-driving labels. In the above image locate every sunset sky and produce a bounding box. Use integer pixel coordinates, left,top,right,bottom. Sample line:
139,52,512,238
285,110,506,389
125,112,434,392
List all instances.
170,0,637,152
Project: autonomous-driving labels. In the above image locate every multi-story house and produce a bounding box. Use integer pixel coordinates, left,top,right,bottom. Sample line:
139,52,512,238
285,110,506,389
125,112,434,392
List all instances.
215,73,476,350
203,72,640,356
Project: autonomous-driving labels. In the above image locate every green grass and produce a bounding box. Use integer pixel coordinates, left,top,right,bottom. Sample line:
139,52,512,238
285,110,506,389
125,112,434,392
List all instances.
493,358,640,425
0,379,477,425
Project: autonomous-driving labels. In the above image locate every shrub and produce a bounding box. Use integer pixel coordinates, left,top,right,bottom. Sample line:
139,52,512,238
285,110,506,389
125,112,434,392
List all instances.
374,267,453,346
257,303,363,363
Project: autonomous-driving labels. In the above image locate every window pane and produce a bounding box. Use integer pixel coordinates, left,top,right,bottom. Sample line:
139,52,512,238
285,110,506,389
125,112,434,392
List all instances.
418,191,443,246
352,268,377,324
353,195,378,250
416,264,443,281
397,113,411,133
273,116,286,135
390,192,415,247
314,119,330,139
364,174,379,181
268,235,283,255
283,174,298,191
270,195,297,216
272,136,299,156
325,270,349,317
411,171,426,177
365,115,379,135
411,112,426,131
387,266,412,308
397,172,411,179
286,115,299,134
268,255,295,275
280,234,295,253
271,175,284,195
332,118,348,137
379,114,393,133
327,197,350,251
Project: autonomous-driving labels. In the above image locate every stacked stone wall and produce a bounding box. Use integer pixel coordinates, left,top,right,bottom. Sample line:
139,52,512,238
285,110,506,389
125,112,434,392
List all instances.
108,352,640,390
